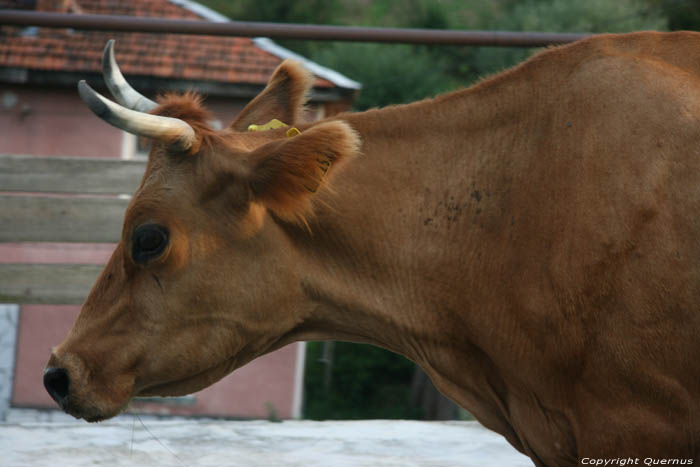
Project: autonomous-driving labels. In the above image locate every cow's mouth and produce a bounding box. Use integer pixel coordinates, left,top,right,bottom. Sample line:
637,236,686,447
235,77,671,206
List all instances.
135,355,240,399
60,396,128,423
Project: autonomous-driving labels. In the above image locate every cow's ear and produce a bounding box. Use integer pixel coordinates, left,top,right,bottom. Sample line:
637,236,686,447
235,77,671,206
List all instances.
230,60,313,132
245,121,361,223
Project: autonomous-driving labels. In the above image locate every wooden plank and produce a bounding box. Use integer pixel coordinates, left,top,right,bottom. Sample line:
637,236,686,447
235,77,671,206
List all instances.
0,263,103,305
0,195,129,242
0,154,145,194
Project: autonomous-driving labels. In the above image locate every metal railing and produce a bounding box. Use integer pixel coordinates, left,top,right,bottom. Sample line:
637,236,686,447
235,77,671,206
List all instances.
0,10,590,47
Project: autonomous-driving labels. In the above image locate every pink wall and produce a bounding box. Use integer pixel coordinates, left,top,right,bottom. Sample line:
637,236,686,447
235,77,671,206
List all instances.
0,86,123,157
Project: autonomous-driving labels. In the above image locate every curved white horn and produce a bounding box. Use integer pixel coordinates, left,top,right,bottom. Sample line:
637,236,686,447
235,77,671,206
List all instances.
78,80,196,152
102,39,158,112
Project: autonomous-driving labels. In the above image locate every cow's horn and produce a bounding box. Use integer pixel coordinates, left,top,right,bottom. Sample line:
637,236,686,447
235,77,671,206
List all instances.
102,39,158,112
78,80,196,152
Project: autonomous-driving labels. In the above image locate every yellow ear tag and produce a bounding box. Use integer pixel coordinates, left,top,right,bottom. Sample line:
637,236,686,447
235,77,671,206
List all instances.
285,127,302,138
247,118,289,132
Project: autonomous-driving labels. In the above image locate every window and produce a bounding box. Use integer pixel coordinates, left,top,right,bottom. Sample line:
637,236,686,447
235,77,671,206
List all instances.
120,132,148,161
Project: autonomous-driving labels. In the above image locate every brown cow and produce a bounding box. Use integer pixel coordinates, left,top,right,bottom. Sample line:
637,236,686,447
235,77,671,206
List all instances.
44,32,700,466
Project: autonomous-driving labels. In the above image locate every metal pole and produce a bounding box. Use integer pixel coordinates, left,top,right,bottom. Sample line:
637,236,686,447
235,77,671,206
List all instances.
0,10,590,47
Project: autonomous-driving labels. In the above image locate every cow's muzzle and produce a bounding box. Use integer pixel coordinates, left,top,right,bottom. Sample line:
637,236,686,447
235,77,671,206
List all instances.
43,367,70,408
44,350,136,422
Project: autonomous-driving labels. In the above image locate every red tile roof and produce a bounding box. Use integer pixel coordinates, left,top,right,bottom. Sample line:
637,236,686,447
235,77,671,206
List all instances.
0,0,336,88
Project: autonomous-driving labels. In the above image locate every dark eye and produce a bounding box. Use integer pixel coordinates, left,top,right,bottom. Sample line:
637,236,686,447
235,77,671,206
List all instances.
132,224,169,264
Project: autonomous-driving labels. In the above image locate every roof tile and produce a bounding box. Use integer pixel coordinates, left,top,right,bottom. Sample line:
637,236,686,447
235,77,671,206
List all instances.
0,0,335,87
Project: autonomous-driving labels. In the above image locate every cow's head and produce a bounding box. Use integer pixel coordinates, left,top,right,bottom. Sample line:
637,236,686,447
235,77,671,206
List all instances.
43,41,360,421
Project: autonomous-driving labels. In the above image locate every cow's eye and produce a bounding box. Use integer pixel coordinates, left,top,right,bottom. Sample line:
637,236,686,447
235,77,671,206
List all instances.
132,224,169,264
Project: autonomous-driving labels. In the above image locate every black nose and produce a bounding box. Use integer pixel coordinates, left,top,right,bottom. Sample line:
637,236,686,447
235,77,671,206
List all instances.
43,367,70,406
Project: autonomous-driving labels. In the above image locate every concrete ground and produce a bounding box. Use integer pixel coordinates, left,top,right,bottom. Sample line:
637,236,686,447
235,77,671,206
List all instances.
1,410,532,467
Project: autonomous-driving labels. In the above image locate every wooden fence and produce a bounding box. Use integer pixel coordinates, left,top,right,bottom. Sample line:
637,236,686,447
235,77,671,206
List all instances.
0,154,145,305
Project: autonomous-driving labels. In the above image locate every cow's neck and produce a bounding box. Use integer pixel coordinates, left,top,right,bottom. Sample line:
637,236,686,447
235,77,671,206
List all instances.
274,76,565,457
287,81,525,347
284,86,521,370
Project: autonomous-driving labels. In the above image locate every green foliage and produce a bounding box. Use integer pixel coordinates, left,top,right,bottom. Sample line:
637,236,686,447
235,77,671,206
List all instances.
197,0,345,56
198,0,343,24
464,0,667,77
303,342,421,420
362,0,451,29
499,0,664,32
649,0,700,30
313,43,452,110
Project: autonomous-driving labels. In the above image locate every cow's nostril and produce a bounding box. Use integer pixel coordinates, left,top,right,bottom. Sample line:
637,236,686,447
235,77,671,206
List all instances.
43,367,70,405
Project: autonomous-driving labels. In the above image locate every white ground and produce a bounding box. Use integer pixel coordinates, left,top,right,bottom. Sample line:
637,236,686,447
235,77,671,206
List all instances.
1,415,532,467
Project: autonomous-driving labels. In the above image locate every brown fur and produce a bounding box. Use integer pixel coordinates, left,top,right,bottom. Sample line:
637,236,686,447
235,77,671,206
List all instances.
48,32,700,466
230,60,314,131
153,91,216,155
245,121,360,223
